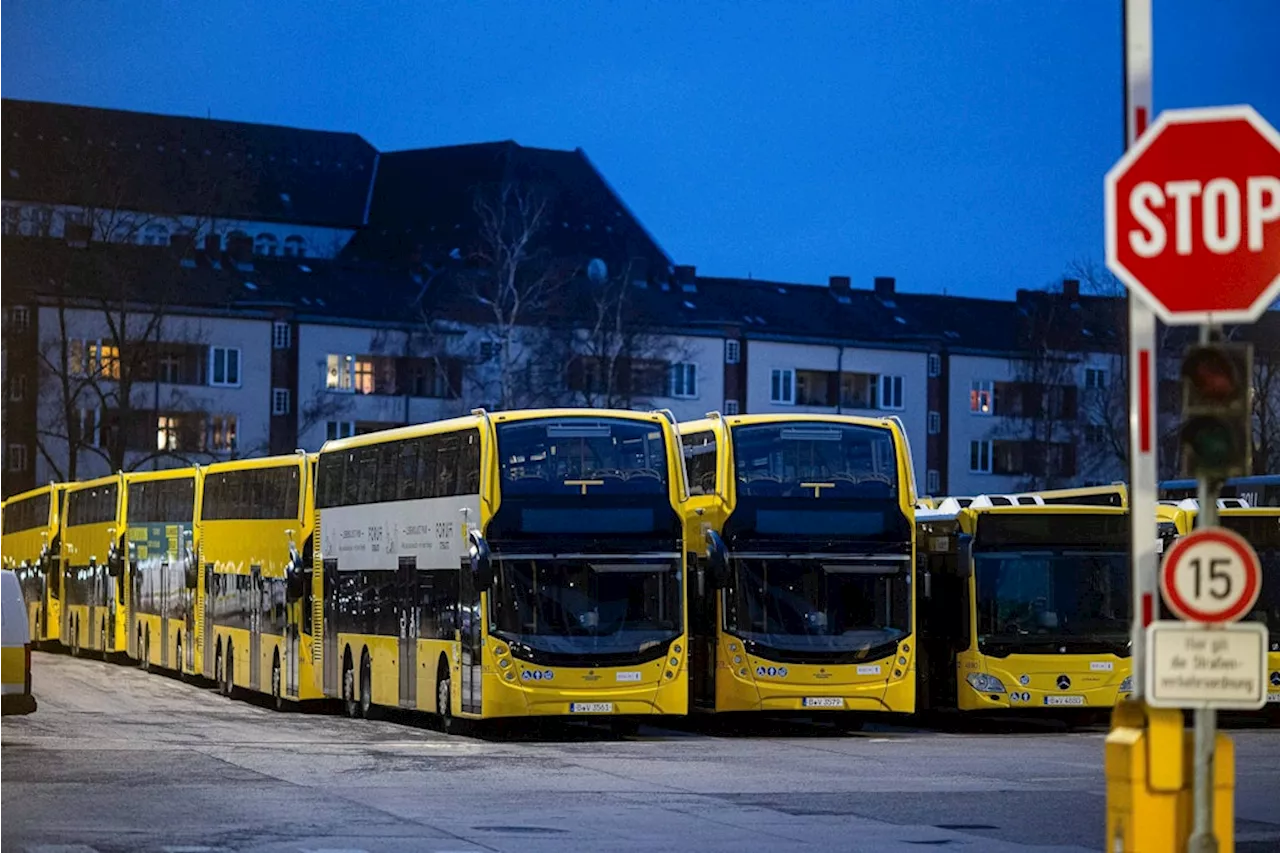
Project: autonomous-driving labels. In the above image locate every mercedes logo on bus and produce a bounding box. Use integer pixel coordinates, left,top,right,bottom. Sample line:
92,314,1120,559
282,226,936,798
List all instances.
1056,675,1072,691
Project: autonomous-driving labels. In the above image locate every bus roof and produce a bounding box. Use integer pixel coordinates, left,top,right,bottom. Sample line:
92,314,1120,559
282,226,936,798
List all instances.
202,451,311,476
678,412,902,433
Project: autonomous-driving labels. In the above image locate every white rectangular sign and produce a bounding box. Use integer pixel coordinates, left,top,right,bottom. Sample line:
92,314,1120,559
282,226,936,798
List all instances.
1144,621,1269,710
319,495,480,572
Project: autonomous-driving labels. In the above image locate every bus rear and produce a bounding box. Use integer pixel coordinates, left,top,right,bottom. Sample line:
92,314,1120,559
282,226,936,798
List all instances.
918,504,1131,712
60,475,126,657
680,414,916,721
0,486,63,647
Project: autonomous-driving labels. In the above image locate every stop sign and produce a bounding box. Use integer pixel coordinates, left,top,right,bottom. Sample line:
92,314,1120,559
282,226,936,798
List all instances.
1105,105,1280,325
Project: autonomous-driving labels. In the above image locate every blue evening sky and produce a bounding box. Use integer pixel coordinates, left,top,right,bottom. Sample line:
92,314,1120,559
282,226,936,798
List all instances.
3,1,1277,298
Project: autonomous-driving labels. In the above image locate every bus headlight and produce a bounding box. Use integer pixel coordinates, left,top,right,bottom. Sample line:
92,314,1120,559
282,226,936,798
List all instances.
965,672,1006,694
499,658,510,669
1119,675,1133,693
493,646,508,657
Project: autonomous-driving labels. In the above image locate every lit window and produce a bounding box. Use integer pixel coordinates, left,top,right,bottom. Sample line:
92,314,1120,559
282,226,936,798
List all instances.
970,380,994,415
254,233,279,256
668,363,698,399
90,342,120,379
327,354,354,392
725,340,741,364
272,321,292,350
209,347,241,387
272,388,291,415
355,357,374,394
770,369,794,405
208,416,237,451
157,416,179,451
969,440,992,473
283,235,306,258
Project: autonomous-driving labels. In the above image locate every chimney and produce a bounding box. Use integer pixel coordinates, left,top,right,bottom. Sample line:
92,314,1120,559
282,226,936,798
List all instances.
874,276,896,299
203,233,222,254
1063,278,1080,300
829,275,852,294
674,264,697,287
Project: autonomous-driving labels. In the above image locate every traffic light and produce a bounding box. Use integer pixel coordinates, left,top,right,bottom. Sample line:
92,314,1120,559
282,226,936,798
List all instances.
1178,342,1253,479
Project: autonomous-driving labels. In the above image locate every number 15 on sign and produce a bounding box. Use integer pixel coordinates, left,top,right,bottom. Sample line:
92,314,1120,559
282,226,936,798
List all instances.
1160,526,1262,624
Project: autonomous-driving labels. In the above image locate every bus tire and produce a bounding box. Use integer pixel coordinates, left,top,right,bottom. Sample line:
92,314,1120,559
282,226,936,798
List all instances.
359,650,374,720
214,641,224,691
437,657,454,734
271,653,286,712
100,623,108,660
142,627,151,672
223,642,235,698
70,618,80,657
342,651,359,718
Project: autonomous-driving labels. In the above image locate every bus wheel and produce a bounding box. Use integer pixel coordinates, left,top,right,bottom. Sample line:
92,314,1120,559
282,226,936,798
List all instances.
437,665,454,734
223,644,235,698
214,643,224,691
142,628,151,672
70,619,80,657
271,654,286,712
342,656,359,719
358,651,374,720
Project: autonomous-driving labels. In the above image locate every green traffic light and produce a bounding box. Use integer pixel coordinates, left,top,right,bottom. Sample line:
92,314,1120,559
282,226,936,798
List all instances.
1184,420,1236,466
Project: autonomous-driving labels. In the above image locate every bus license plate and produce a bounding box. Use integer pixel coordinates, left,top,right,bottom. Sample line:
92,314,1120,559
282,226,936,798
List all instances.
570,702,614,713
1044,695,1085,706
803,698,844,708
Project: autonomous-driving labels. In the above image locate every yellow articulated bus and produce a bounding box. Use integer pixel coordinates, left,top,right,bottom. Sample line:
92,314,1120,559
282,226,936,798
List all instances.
916,502,1132,714
60,474,128,657
124,468,198,672
314,409,689,732
677,413,917,724
0,485,65,647
200,452,321,708
1157,502,1280,710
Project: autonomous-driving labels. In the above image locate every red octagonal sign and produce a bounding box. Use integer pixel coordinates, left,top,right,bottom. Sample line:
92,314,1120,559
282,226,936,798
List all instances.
1106,105,1280,325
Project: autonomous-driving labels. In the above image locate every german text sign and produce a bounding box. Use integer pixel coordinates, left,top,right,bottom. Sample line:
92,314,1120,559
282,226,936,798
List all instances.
1159,526,1261,623
1105,105,1280,325
1144,621,1268,710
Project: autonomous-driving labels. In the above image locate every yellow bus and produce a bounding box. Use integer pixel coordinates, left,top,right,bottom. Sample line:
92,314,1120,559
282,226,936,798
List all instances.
1157,502,1279,709
677,413,917,724
125,468,198,672
0,485,64,647
60,474,127,657
916,502,1131,713
314,409,689,732
200,452,321,708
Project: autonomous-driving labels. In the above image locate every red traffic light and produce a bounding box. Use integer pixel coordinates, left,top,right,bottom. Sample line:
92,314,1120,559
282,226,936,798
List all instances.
1181,346,1243,403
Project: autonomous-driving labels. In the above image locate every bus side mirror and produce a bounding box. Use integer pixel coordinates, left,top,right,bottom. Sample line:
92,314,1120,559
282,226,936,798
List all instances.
705,530,728,589
469,530,493,590
957,535,973,579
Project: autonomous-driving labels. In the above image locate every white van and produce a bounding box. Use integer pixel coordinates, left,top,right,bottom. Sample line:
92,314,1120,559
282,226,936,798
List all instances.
1,569,36,715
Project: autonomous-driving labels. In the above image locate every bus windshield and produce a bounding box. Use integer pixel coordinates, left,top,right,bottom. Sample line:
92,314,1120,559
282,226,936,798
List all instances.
497,418,668,497
975,550,1130,656
731,422,898,499
725,557,909,659
491,556,682,660
1250,548,1280,640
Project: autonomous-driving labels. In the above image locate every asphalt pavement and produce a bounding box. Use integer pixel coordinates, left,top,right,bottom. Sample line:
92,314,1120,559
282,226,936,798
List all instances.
3,652,1279,853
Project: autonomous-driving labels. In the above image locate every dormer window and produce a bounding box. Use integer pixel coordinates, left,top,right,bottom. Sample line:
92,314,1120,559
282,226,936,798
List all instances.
254,233,279,256
140,222,169,246
283,235,306,258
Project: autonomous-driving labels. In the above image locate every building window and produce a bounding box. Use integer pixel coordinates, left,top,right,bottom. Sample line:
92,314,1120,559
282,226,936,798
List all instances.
725,339,741,364
327,354,355,392
879,375,904,410
209,347,241,387
272,388,291,415
1,206,19,236
156,416,179,451
283,235,306,258
970,380,994,415
724,399,740,415
326,421,355,441
208,416,237,451
1085,368,1107,389
78,409,100,447
770,369,795,405
140,222,169,246
480,341,503,362
969,440,992,474
7,444,27,472
927,411,941,435
354,357,375,394
928,353,942,378
668,363,698,398
8,375,26,402
926,469,941,494
254,233,279,256
272,321,292,350
9,305,30,332
1085,423,1108,444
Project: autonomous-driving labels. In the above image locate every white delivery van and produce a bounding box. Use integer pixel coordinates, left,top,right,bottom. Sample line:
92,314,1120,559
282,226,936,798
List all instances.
1,568,37,715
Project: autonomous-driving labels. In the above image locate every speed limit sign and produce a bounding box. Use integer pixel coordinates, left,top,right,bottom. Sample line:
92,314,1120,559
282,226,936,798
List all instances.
1160,526,1262,624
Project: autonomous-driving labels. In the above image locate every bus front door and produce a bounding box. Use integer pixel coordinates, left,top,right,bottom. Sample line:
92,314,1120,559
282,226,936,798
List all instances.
398,556,418,709
458,554,483,715
249,564,263,692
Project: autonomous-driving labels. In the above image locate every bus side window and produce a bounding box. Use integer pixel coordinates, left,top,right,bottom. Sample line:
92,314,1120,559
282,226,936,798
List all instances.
343,451,360,506
436,435,459,497
398,440,420,501
460,430,480,494
378,443,399,504
418,436,438,499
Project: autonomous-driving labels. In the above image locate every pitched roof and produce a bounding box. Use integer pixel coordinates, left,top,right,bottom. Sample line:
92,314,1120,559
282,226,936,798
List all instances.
342,141,672,273
1,98,378,228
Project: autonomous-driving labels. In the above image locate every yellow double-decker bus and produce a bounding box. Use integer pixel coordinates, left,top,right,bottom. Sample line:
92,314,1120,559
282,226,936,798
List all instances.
1,485,64,647
916,501,1131,713
1157,501,1280,711
125,468,198,671
313,409,689,732
60,474,127,657
677,413,917,724
200,453,320,708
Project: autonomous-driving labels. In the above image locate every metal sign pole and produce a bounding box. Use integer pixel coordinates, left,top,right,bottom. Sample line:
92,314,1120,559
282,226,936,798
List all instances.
1123,0,1156,700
